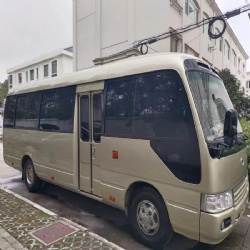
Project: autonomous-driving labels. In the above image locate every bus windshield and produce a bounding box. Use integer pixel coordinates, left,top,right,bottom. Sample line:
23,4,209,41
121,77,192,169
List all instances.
187,71,243,141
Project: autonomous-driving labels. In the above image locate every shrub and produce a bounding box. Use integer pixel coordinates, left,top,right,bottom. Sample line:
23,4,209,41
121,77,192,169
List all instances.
240,119,250,181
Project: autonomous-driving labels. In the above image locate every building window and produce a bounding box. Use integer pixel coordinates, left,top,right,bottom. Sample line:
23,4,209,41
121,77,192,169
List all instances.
214,28,220,48
9,75,13,89
30,69,34,81
238,58,241,72
232,50,237,67
18,73,22,84
185,0,199,23
44,65,49,77
203,12,209,33
224,40,230,60
246,81,250,89
243,64,245,75
26,71,28,82
219,37,223,52
170,36,182,52
36,68,39,80
51,60,57,77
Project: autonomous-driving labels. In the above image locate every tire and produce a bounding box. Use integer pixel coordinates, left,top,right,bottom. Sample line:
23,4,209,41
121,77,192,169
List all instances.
24,159,42,193
129,187,173,249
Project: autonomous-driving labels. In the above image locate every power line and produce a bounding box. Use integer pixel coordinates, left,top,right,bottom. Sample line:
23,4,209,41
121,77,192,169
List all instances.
132,3,250,54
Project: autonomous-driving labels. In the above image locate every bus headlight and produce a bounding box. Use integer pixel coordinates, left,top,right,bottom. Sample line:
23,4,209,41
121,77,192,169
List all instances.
202,190,233,213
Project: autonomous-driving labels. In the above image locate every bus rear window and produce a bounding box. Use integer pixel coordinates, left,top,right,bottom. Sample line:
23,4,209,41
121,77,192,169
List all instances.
4,96,16,128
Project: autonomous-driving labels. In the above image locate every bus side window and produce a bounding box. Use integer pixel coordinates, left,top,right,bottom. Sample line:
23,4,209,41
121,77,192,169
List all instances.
93,94,102,143
80,96,90,141
4,96,17,128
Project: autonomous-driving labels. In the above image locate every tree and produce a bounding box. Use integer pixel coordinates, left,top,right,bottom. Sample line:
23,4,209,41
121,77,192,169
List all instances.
219,69,250,118
0,79,8,107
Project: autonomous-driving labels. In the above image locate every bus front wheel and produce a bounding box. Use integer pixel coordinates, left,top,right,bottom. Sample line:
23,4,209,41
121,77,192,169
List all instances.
24,159,42,193
129,187,173,249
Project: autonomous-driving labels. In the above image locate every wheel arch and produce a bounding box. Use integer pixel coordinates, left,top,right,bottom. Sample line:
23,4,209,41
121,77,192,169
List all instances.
125,181,164,216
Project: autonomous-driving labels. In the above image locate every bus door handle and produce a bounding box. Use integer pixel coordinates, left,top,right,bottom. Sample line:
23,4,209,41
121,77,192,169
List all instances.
92,146,95,159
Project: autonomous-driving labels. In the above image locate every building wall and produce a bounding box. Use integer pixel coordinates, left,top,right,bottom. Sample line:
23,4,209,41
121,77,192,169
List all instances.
73,0,248,86
8,54,73,88
246,72,250,95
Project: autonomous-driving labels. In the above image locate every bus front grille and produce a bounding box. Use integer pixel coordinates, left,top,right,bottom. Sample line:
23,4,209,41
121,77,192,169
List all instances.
233,176,248,207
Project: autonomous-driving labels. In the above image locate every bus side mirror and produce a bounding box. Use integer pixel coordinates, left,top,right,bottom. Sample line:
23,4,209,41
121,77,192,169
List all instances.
224,109,238,138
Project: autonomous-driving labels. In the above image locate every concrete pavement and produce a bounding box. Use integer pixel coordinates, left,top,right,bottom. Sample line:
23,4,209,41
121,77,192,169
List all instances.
0,187,124,250
0,143,20,179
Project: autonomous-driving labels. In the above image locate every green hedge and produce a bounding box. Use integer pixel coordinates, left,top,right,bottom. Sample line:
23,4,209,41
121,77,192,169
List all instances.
240,119,250,177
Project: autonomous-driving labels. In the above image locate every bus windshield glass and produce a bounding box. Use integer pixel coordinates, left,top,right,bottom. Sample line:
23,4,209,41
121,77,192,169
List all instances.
187,71,243,141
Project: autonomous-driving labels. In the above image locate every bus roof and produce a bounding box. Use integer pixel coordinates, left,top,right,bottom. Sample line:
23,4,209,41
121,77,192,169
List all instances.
8,53,198,96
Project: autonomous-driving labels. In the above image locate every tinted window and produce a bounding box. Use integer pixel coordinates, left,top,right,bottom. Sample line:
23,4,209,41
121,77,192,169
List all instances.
15,93,41,129
15,96,27,127
105,71,195,139
134,72,195,139
26,93,41,128
105,78,136,135
80,96,90,141
40,86,75,133
93,94,102,142
4,96,16,127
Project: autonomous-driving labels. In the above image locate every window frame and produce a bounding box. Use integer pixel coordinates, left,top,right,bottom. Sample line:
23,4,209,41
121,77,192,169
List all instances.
18,73,22,84
203,12,209,34
9,75,13,89
232,49,237,67
44,64,49,78
224,40,230,60
30,69,34,81
51,60,57,77
185,0,199,23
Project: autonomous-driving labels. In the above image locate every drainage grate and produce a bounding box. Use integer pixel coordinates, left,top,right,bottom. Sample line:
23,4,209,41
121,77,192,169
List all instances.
30,221,78,246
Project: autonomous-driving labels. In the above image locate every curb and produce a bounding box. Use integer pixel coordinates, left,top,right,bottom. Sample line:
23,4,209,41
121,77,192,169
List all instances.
0,187,125,250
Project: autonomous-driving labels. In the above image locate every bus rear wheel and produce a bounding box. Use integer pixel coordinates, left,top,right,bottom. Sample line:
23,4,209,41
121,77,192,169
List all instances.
129,187,173,249
24,159,42,193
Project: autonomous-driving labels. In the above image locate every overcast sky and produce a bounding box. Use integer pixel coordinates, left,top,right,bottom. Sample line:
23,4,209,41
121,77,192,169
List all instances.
0,0,72,82
0,0,249,83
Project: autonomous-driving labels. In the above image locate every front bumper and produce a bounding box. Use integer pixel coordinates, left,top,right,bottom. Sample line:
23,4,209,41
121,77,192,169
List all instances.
200,181,249,244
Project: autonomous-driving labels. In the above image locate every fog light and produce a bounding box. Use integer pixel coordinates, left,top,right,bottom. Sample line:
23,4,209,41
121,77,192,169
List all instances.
221,217,231,230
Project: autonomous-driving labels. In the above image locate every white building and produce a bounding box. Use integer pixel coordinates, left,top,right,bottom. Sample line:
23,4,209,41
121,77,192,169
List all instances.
7,47,73,89
246,72,250,94
73,0,248,87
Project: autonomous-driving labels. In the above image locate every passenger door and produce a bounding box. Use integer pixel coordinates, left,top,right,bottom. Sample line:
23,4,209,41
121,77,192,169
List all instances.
79,92,102,197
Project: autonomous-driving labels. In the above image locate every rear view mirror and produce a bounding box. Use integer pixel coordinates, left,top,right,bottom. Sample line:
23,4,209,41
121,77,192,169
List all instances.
223,109,238,138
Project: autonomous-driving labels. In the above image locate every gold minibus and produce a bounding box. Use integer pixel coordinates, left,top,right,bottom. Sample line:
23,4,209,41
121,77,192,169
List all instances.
3,53,249,249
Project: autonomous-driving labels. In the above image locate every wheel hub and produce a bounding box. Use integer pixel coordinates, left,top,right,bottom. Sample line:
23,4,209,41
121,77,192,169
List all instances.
137,200,160,236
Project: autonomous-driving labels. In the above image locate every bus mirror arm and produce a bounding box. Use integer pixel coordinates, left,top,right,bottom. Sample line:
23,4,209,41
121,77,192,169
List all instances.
217,142,229,159
208,142,229,159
